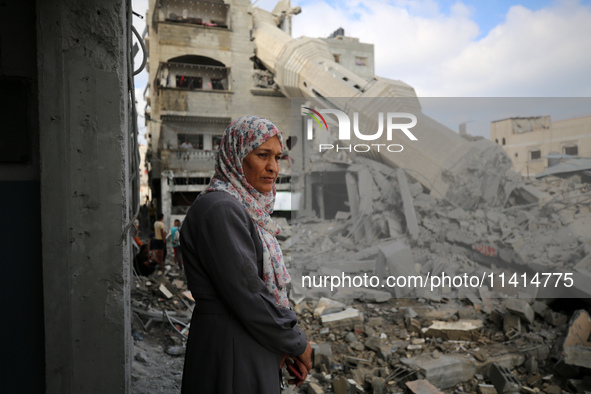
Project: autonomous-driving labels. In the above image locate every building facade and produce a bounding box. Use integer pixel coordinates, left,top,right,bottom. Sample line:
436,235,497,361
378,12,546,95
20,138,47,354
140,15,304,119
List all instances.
144,0,375,226
491,115,591,176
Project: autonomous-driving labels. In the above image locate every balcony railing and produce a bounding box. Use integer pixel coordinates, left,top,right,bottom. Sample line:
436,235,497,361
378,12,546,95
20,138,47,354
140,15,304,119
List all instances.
165,149,216,171
153,0,230,29
155,62,230,92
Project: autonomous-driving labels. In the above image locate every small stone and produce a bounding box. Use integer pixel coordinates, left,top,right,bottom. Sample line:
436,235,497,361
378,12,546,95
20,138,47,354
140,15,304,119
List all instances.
473,349,488,362
165,346,185,356
544,385,562,394
134,350,149,363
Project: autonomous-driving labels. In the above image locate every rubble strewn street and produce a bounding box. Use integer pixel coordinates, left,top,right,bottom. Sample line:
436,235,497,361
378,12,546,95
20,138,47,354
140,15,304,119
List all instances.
132,157,591,393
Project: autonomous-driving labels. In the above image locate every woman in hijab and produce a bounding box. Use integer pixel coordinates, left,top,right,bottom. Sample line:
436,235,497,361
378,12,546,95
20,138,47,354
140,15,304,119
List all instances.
180,116,312,393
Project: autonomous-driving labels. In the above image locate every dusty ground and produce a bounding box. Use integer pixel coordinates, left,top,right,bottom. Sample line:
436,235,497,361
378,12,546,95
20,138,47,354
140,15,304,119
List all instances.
131,328,185,393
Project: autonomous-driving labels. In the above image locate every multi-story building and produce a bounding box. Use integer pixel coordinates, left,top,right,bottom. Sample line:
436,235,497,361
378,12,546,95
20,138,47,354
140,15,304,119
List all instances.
491,115,591,176
144,0,375,226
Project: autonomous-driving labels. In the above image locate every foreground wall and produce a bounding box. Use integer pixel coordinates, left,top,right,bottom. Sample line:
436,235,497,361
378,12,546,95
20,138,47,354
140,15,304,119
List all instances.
37,0,133,392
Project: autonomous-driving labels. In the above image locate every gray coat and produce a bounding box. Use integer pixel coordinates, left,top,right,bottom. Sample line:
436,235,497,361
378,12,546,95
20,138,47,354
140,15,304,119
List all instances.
180,191,307,394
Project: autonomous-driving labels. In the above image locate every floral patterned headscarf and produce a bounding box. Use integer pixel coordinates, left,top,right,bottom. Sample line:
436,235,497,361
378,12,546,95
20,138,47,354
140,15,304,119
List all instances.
202,116,291,308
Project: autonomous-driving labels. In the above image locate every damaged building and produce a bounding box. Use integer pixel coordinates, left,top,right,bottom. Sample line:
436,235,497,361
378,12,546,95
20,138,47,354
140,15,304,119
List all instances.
144,0,376,228
130,1,591,394
491,115,591,177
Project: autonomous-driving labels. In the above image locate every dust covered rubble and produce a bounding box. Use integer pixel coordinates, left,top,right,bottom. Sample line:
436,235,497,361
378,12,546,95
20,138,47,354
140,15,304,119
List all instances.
277,156,591,393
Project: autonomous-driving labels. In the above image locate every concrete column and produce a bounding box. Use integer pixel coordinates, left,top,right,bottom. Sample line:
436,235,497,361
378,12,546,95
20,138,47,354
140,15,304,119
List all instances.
37,0,132,392
161,174,172,230
203,134,213,150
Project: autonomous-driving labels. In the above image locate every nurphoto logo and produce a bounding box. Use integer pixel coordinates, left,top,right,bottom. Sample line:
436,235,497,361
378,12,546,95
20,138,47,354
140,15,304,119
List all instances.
304,107,418,153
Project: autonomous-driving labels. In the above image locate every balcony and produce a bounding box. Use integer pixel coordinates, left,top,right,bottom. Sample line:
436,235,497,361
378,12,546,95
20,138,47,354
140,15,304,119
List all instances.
155,61,230,91
163,149,216,172
153,0,230,29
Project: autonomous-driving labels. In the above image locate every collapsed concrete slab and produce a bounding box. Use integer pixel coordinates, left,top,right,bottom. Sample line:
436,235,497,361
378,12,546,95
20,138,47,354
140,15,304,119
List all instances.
425,320,484,341
401,353,476,389
320,307,364,329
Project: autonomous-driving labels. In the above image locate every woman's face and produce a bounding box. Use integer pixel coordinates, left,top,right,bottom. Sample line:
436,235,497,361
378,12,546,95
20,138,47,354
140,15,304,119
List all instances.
242,135,282,193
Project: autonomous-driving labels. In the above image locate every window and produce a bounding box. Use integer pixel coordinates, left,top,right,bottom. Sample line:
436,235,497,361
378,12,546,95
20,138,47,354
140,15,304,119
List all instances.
495,139,498,144
530,150,541,160
333,54,341,63
502,138,506,145
515,153,518,158
563,145,578,156
355,56,367,66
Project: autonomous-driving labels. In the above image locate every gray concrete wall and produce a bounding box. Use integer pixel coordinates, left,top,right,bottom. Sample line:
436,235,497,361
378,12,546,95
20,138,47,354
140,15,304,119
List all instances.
37,0,132,392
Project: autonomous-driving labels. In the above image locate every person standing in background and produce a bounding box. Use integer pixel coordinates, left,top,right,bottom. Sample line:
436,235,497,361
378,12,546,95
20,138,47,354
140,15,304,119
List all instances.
171,219,183,271
153,213,166,270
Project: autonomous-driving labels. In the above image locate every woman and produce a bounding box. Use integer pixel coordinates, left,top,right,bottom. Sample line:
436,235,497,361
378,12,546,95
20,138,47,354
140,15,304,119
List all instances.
180,116,312,393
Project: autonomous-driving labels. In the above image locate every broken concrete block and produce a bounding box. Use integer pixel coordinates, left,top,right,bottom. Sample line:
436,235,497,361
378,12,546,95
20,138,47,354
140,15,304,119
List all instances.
488,363,522,393
364,336,392,360
503,315,521,340
564,346,591,369
490,307,507,328
386,216,403,237
332,376,354,394
367,317,383,327
397,169,419,240
425,320,484,341
401,354,476,389
311,343,332,369
159,284,173,299
524,356,539,374
334,211,351,220
406,317,422,334
504,299,534,325
313,297,346,318
172,279,184,289
355,288,391,303
320,308,363,329
458,306,476,320
374,239,415,298
544,385,562,394
345,332,358,344
405,379,444,394
531,301,549,317
562,309,591,369
404,307,418,319
478,384,498,394
306,382,324,394
544,310,568,327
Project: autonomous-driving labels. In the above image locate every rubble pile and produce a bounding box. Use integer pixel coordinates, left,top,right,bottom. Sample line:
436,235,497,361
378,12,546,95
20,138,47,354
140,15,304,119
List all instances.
288,157,591,301
279,156,591,392
131,156,591,393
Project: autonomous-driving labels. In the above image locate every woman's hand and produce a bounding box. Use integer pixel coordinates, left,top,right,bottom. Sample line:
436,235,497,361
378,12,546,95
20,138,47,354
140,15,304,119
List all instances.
297,341,312,372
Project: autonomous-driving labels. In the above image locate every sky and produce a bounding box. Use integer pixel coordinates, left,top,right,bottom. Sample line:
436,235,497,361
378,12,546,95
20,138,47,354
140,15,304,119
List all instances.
131,0,591,139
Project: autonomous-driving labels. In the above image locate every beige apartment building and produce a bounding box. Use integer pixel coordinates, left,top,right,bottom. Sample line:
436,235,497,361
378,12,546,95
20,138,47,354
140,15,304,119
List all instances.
143,0,375,225
490,115,591,176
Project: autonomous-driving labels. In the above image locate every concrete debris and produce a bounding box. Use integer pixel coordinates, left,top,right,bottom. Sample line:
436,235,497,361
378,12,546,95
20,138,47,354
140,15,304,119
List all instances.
314,297,347,318
405,379,444,394
401,354,477,389
425,320,484,341
396,169,420,240
133,153,591,393
562,310,591,369
320,308,364,329
488,363,522,393
504,299,535,325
